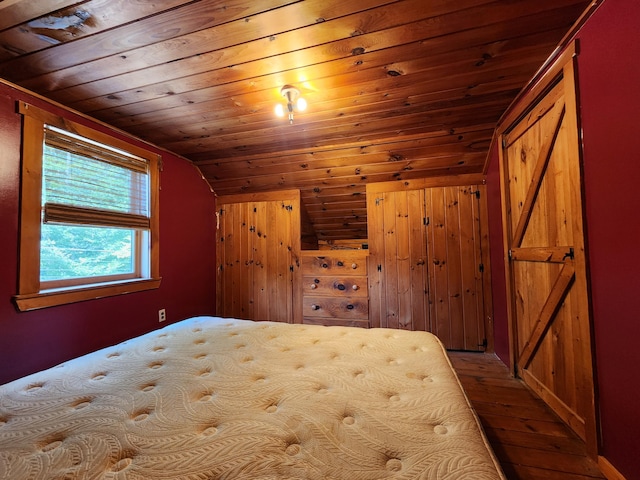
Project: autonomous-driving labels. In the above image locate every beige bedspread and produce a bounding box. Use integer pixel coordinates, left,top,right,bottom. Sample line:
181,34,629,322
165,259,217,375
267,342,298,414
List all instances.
0,317,505,479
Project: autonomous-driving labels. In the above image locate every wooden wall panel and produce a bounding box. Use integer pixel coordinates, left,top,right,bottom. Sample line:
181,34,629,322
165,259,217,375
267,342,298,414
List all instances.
367,191,384,329
408,189,429,333
382,192,400,330
254,201,269,319
368,189,429,331
241,202,254,320
427,187,450,342
216,190,301,323
426,185,487,351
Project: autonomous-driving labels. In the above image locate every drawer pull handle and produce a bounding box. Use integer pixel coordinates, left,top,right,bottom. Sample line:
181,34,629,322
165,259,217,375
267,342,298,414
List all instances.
351,263,358,269
311,304,320,311
321,263,329,269
352,284,359,291
337,284,346,291
346,304,355,310
310,284,317,289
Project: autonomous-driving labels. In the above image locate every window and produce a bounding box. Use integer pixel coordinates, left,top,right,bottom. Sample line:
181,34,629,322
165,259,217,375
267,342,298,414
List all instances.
14,102,161,311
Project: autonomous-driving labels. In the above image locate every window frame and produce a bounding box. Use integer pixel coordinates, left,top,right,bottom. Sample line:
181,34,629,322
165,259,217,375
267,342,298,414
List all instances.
14,102,161,311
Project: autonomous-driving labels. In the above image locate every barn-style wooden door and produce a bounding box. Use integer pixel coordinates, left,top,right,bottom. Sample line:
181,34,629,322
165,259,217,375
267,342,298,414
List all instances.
216,190,301,323
367,180,490,351
499,48,597,454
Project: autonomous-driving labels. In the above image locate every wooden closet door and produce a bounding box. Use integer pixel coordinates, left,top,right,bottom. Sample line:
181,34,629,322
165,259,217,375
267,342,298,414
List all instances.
426,185,487,351
367,189,429,331
216,191,301,323
367,182,488,351
499,50,596,453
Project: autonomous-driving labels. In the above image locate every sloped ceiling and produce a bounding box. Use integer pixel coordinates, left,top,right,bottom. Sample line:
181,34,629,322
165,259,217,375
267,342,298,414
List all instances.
0,0,591,241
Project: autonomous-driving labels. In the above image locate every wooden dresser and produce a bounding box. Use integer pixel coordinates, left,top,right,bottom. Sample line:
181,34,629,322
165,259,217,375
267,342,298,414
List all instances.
301,250,369,328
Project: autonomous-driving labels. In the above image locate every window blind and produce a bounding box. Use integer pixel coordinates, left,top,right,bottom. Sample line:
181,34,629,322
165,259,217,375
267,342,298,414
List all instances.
42,126,150,229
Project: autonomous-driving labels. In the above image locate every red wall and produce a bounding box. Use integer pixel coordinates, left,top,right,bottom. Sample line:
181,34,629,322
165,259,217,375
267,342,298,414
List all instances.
577,0,640,476
0,82,217,385
485,143,510,363
486,0,640,476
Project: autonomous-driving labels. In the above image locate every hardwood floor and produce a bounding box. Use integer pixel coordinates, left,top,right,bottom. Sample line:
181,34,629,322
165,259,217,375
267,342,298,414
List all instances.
448,352,605,480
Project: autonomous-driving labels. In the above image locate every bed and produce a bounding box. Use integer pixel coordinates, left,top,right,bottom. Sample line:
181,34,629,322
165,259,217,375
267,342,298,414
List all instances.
0,317,505,479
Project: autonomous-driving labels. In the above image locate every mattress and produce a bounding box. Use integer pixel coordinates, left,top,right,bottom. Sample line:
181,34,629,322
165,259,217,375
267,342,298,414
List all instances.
0,317,505,479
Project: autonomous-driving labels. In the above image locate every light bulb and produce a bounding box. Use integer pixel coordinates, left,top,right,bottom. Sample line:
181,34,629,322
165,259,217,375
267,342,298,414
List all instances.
297,97,307,112
274,103,285,117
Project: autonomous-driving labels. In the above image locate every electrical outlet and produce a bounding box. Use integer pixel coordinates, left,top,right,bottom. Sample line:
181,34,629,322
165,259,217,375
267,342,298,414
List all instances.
158,308,166,322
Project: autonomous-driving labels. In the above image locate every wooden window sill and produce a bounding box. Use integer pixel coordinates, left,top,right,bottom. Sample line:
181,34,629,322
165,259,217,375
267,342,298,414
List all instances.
13,277,162,311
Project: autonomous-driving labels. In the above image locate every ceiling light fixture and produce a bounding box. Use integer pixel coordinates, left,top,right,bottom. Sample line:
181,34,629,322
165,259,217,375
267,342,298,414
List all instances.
275,84,307,124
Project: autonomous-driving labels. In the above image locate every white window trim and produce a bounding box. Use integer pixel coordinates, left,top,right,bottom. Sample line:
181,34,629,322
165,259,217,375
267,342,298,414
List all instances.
14,102,161,311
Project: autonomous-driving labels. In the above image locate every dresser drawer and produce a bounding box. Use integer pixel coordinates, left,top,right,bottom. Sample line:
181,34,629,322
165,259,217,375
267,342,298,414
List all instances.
303,296,368,320
302,316,369,328
302,275,368,297
301,253,367,276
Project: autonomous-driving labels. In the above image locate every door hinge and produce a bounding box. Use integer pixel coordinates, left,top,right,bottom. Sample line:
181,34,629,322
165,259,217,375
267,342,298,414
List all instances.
377,264,382,272
249,225,256,232
508,249,513,261
289,265,294,272
423,217,430,226
375,197,384,206
502,136,507,148
479,338,488,350
473,190,480,199
284,204,293,211
479,263,484,273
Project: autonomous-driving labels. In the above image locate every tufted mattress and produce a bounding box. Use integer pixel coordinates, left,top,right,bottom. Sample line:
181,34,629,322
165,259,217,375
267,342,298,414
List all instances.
0,317,505,479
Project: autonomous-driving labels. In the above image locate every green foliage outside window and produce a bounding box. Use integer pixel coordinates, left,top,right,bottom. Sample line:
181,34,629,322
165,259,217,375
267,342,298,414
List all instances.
40,225,134,281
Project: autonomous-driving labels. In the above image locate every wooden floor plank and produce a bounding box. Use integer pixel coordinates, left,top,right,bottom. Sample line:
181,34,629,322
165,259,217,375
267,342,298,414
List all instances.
502,463,604,480
483,427,587,455
476,411,574,437
448,352,605,480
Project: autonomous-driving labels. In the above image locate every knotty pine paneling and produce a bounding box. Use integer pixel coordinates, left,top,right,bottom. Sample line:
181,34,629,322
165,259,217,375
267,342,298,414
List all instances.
367,180,490,350
216,190,302,323
0,0,592,241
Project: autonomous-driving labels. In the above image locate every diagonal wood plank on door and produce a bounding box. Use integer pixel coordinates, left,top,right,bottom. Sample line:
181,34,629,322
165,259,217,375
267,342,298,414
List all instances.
511,101,565,247
518,261,575,370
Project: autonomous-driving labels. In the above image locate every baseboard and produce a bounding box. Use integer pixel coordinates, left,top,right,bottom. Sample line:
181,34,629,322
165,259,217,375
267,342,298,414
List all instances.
598,456,627,480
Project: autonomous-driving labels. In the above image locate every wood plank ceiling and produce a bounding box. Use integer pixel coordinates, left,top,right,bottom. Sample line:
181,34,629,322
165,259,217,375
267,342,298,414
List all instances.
0,0,591,242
